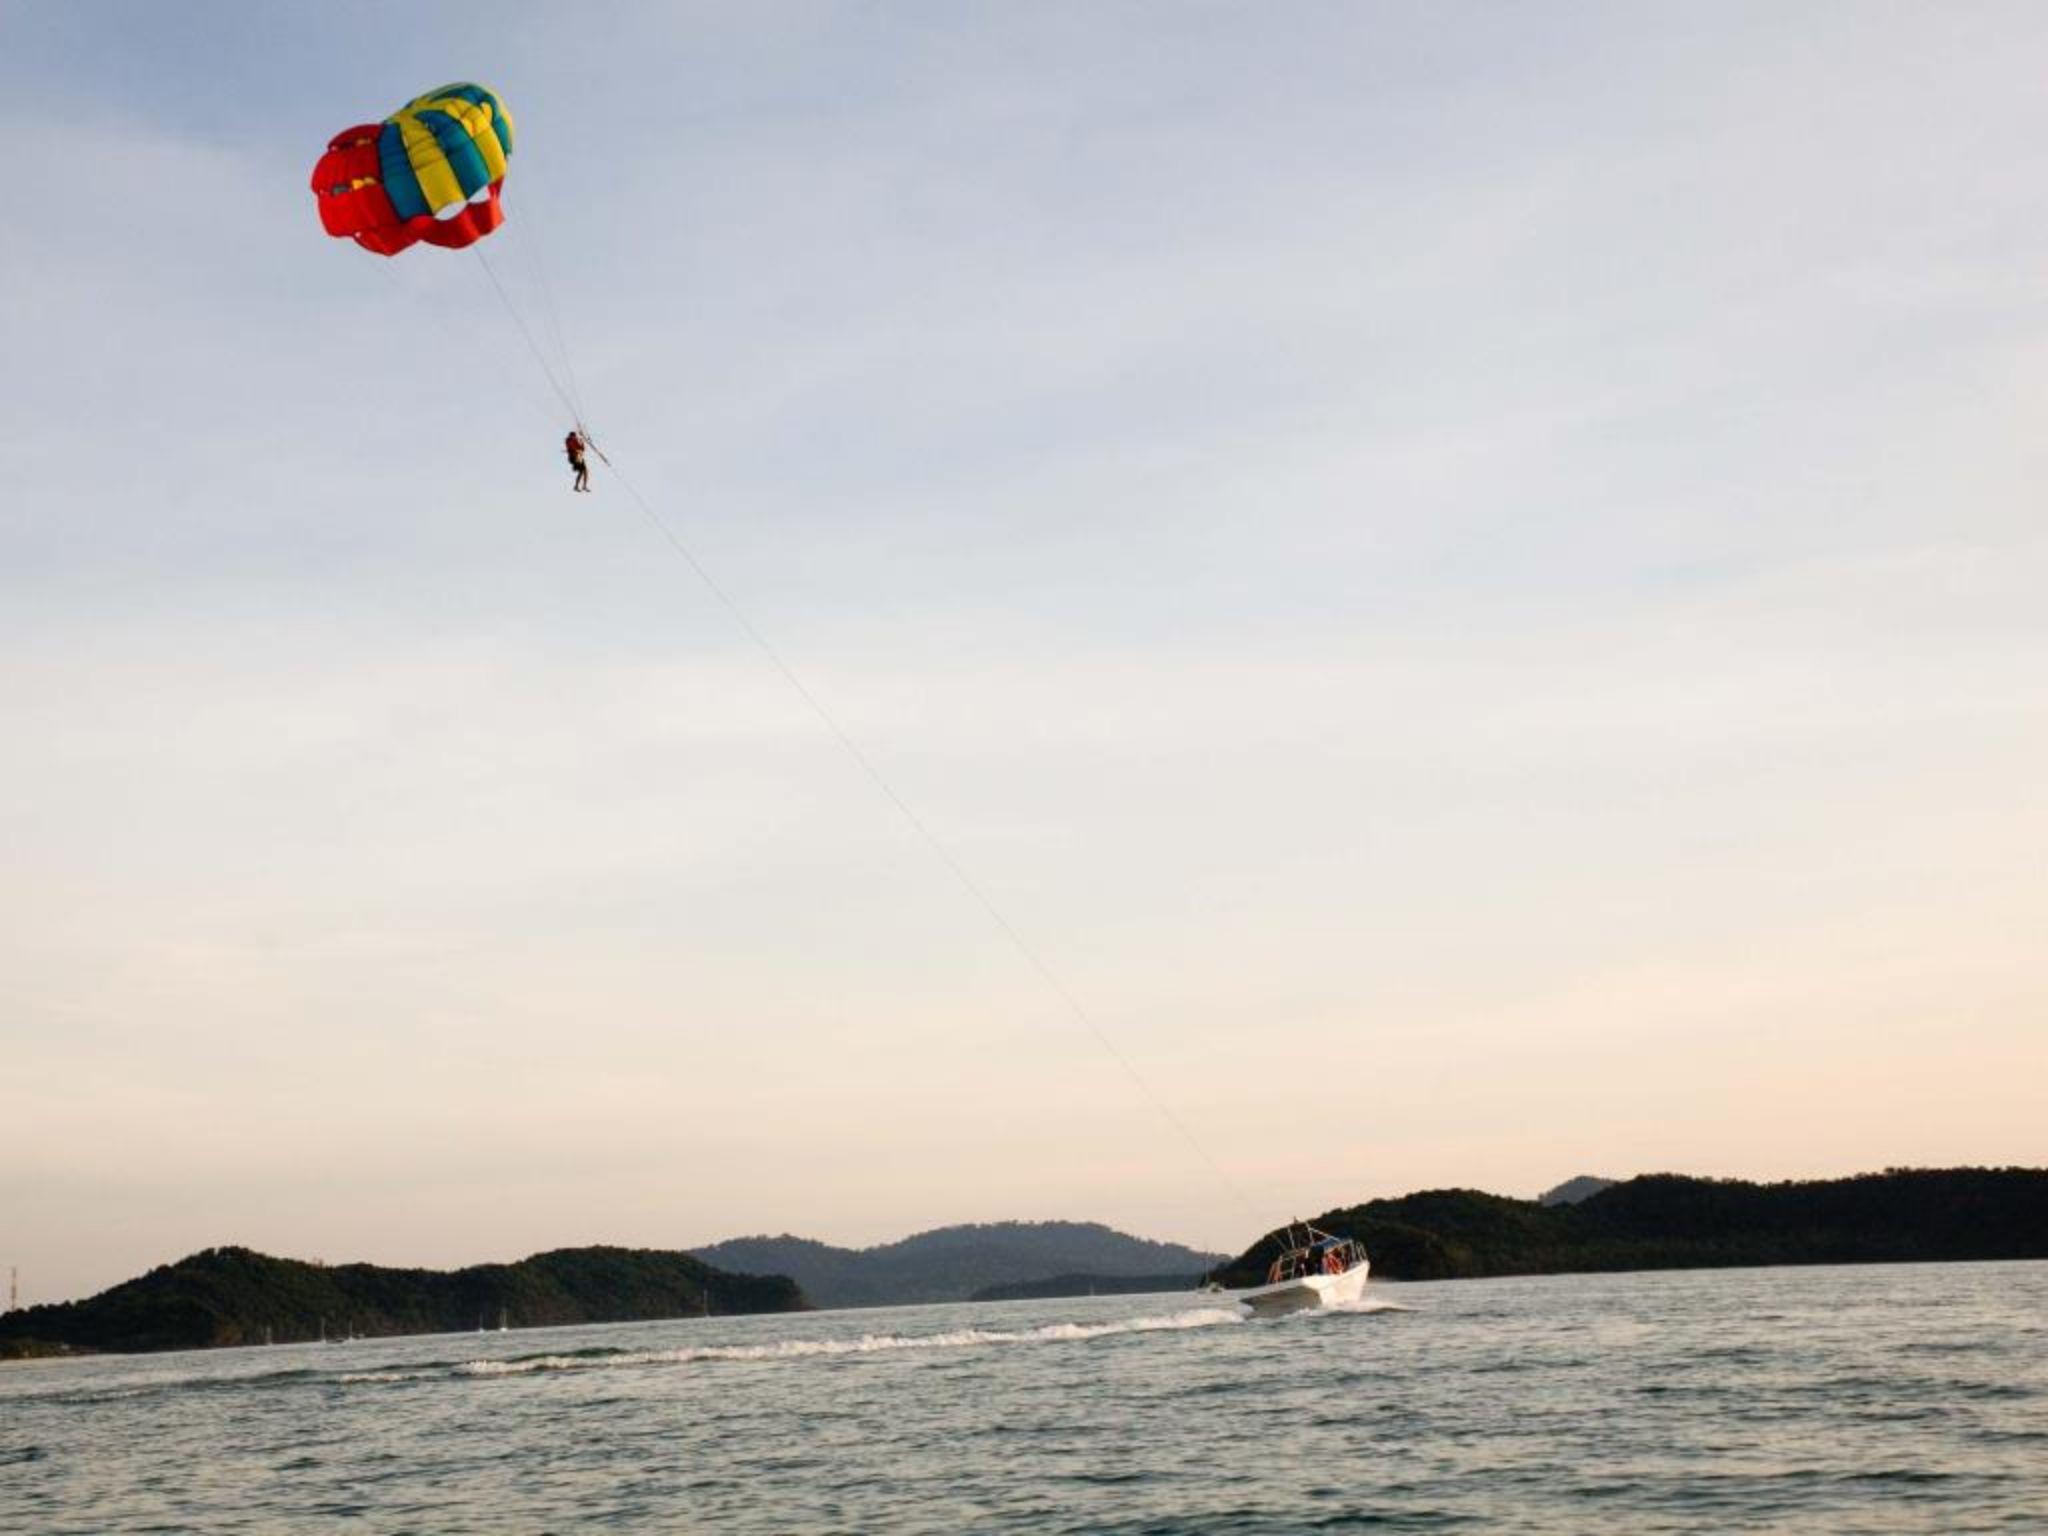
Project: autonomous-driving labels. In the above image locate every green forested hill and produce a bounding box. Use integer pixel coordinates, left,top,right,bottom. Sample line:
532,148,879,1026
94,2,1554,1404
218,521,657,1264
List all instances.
0,1245,807,1357
1208,1168,2048,1287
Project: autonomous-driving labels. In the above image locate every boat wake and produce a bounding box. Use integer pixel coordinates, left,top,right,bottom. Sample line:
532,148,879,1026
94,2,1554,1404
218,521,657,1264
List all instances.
1317,1296,1413,1315
12,1299,1416,1401
445,1306,1247,1379
329,1296,1416,1385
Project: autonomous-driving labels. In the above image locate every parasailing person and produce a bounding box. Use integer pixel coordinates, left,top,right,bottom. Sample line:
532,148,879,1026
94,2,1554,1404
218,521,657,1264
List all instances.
565,428,592,492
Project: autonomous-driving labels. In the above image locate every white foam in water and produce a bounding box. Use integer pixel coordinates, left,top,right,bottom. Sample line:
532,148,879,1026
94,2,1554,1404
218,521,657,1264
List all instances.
1320,1296,1414,1315
449,1306,1247,1379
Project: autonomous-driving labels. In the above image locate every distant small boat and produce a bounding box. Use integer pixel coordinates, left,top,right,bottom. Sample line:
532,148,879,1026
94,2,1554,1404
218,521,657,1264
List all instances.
1228,1224,1369,1316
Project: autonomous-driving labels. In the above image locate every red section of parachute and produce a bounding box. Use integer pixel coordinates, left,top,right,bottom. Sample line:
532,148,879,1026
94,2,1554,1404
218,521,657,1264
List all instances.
418,184,504,250
309,126,505,258
311,127,411,256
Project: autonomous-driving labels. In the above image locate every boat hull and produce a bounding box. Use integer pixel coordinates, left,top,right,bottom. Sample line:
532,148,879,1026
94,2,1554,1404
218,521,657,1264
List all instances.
1232,1258,1369,1317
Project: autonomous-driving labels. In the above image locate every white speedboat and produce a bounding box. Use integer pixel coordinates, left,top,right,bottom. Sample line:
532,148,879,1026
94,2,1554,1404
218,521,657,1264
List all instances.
1228,1224,1369,1316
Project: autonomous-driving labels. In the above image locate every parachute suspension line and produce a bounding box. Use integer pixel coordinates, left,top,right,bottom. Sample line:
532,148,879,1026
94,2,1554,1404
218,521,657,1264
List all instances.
369,258,565,436
517,217,590,431
594,453,1260,1224
492,151,590,430
473,244,587,431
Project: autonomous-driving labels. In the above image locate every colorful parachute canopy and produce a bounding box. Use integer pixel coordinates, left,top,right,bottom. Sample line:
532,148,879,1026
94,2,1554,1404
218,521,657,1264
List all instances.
311,83,514,257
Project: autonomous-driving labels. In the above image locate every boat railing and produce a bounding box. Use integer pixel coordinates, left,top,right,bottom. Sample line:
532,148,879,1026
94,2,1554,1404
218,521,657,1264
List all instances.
1264,1231,1366,1284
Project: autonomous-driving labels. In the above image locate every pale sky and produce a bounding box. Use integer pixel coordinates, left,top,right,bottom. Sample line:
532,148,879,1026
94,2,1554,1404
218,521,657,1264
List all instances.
3,1,2044,1305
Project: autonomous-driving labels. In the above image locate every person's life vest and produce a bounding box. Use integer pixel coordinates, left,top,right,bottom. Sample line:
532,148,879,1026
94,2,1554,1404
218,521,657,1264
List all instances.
565,433,585,461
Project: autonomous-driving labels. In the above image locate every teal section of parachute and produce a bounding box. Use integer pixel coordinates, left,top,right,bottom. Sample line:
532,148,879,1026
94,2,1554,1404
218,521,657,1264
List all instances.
374,83,515,224
377,126,428,221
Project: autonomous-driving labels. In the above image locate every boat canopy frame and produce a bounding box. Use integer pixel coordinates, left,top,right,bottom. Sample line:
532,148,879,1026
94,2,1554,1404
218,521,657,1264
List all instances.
1265,1222,1368,1285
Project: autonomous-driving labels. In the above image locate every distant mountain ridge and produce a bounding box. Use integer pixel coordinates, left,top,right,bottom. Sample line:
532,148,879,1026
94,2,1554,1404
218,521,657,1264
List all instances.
1209,1168,2048,1286
1539,1175,1618,1206
0,1245,805,1358
970,1272,1209,1303
692,1221,1227,1309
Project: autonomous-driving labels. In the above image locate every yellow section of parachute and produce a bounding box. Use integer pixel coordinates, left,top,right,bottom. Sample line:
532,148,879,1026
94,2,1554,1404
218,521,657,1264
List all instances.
388,85,514,218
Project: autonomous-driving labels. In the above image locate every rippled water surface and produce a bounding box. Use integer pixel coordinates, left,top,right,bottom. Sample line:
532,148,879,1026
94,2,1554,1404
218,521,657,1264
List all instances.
4,1261,2044,1531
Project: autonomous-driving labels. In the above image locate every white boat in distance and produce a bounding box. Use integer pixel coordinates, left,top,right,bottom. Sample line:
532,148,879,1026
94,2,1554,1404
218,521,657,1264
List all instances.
1228,1223,1370,1316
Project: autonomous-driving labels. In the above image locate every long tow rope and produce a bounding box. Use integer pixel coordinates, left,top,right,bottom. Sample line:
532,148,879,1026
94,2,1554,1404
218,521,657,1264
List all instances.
467,240,1260,1226
599,454,1255,1218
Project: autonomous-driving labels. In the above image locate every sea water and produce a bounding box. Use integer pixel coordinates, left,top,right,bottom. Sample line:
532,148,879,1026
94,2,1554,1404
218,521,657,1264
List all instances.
3,1260,2043,1532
